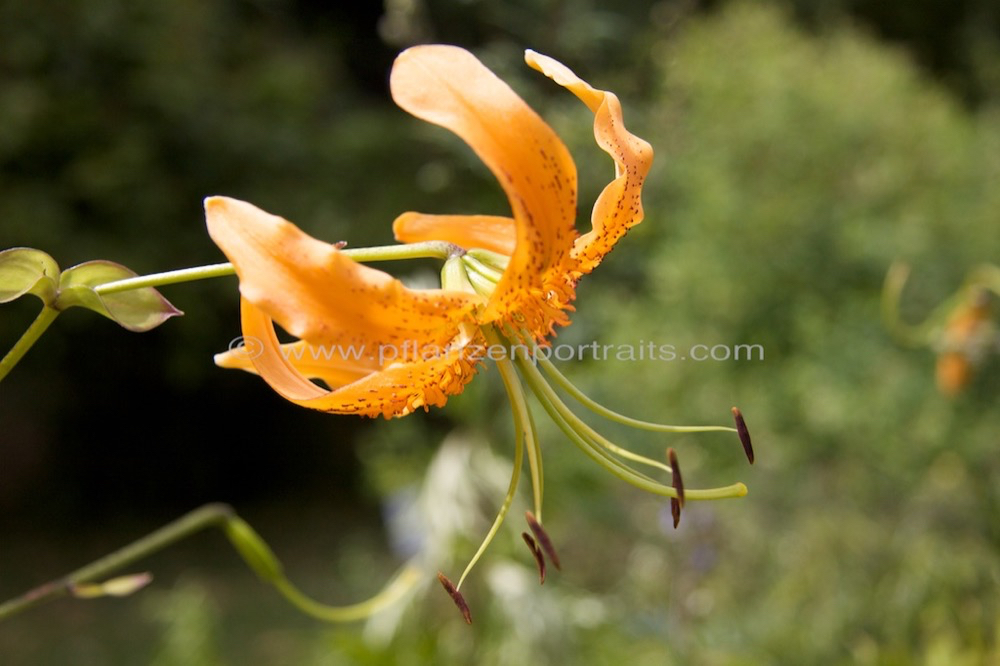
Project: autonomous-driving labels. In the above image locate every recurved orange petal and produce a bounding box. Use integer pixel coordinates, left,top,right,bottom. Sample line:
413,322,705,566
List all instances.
205,196,480,353
215,338,376,387
206,196,487,417
390,45,579,339
526,50,654,275
236,298,482,418
392,212,517,256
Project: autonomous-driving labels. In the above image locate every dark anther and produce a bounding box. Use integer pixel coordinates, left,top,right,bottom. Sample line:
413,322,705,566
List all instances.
333,241,348,249
525,511,561,570
731,407,755,464
668,448,685,506
671,497,682,529
522,532,546,584
437,572,472,624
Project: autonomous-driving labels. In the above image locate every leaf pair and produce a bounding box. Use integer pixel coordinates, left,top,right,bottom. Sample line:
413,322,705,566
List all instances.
0,247,180,331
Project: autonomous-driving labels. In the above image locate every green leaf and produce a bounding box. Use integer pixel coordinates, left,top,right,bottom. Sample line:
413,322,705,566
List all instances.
0,248,60,306
56,260,182,332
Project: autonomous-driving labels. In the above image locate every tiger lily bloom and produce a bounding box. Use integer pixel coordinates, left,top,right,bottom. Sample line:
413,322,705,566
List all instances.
207,45,752,619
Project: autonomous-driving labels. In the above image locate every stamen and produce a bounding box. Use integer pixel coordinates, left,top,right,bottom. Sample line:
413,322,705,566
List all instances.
484,326,544,519
522,532,546,584
333,240,348,249
514,352,747,500
668,447,684,528
536,355,736,435
671,498,681,529
668,448,685,505
437,572,472,624
731,407,755,464
451,337,537,592
525,511,561,571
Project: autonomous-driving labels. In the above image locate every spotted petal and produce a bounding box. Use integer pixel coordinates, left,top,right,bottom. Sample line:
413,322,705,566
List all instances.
230,298,482,418
390,45,579,339
526,50,654,274
206,196,483,418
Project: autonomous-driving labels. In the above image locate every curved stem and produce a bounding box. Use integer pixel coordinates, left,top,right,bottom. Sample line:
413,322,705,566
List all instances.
0,504,234,620
0,305,59,382
0,503,423,624
272,563,423,622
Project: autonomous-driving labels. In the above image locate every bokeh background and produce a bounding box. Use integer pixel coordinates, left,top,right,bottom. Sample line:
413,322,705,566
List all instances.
2,0,999,663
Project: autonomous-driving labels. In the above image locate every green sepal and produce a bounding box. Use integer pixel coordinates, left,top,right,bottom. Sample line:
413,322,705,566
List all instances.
0,248,61,306
223,517,284,583
56,261,182,332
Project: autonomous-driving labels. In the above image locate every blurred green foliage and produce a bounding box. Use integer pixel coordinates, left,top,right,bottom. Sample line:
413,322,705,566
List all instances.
2,0,1000,664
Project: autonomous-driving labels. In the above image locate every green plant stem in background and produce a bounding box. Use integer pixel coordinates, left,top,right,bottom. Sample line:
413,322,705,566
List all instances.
0,305,59,383
0,503,422,623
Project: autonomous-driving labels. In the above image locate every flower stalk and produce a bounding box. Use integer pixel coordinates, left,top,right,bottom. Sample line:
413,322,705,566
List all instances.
0,305,59,383
0,503,422,623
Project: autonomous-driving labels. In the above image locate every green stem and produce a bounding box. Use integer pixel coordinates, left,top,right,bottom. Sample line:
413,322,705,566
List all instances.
344,240,462,263
0,503,422,624
0,504,234,620
94,263,236,295
0,305,59,383
271,563,423,622
93,241,463,296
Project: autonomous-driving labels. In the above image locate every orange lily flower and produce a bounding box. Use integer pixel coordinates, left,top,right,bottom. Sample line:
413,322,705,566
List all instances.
935,288,995,396
207,45,751,618
208,45,652,418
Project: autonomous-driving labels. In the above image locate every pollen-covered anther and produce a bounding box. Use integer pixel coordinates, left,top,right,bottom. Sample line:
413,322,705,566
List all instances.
522,532,547,584
525,510,561,570
437,572,472,624
731,407,755,464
